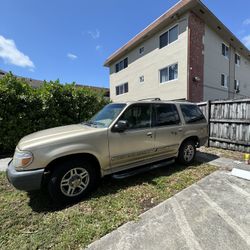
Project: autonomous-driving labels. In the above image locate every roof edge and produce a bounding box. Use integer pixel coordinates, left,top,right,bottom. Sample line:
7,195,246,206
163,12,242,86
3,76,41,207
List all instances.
104,0,250,67
104,0,196,67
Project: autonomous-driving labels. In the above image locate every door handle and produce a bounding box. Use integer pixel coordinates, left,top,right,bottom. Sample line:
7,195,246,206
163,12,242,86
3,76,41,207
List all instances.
178,128,183,132
147,132,153,137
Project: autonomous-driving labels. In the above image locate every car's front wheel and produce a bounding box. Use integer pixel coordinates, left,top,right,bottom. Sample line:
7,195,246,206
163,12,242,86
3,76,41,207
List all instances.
48,159,98,204
177,140,196,165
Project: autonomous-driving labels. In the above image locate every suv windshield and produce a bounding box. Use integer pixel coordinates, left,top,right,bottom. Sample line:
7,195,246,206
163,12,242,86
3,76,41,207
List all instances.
84,103,126,128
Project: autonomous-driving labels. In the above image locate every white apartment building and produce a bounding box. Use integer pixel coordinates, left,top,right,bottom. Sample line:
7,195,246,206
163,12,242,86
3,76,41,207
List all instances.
104,0,250,102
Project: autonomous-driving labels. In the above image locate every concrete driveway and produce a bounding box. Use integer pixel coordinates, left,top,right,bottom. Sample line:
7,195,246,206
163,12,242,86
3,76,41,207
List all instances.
86,170,250,250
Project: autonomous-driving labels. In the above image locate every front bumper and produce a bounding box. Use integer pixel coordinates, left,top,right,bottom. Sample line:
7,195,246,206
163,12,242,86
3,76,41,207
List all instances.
6,160,44,192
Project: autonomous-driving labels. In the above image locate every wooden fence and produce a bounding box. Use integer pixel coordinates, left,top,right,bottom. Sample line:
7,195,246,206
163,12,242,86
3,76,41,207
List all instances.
197,99,250,153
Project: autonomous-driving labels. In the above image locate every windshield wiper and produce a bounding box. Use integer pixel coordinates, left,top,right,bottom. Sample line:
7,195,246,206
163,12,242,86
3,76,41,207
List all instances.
82,121,96,127
82,121,105,127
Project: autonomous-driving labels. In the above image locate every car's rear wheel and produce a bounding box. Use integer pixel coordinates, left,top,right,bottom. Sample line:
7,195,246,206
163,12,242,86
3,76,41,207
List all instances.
177,140,196,165
48,159,98,204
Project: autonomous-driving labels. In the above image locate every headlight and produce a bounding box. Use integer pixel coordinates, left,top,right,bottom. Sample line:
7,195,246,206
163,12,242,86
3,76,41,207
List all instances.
13,149,33,170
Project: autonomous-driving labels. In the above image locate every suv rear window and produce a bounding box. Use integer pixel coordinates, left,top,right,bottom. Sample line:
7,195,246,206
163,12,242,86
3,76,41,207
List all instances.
154,104,180,126
180,104,206,124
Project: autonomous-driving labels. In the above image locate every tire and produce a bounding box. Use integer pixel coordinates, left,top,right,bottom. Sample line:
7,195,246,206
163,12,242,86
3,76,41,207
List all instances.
176,140,196,165
48,158,98,204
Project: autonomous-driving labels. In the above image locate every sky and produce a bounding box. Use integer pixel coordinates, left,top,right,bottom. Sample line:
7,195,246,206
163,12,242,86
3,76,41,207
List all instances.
0,0,250,88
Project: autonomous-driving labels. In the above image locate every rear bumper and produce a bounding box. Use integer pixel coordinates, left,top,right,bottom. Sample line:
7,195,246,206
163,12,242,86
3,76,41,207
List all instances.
6,160,44,192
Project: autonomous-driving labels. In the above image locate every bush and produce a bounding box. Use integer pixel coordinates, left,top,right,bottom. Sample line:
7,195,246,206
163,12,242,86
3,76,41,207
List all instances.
0,73,109,154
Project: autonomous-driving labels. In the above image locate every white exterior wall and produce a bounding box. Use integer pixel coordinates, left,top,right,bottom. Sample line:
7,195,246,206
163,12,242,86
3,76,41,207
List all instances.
203,25,250,100
109,14,189,102
203,25,230,100
235,52,250,98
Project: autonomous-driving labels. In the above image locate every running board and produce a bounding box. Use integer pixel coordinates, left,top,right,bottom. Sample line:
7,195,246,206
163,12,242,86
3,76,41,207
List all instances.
112,159,175,179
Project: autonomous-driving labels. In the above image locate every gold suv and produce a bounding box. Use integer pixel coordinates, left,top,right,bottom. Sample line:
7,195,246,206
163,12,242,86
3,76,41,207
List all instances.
7,100,208,203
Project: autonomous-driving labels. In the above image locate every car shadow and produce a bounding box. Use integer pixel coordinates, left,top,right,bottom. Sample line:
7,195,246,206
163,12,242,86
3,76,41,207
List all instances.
28,151,219,213
196,151,219,162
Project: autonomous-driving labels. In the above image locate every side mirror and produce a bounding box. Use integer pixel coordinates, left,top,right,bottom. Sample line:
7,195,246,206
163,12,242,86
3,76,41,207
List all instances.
112,120,128,132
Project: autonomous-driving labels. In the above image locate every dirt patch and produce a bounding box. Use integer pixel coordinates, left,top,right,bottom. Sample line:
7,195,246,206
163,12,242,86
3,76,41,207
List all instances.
198,146,245,161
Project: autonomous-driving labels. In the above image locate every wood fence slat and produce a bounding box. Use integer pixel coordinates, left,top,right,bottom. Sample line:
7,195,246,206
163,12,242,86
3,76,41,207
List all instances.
210,119,250,124
197,99,250,153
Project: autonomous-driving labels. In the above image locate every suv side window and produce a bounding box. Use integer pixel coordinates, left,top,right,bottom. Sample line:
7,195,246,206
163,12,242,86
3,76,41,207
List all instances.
154,104,180,127
119,104,151,130
180,104,206,123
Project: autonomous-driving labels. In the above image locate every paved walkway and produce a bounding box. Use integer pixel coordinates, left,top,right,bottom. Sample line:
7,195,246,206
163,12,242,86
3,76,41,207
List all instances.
86,153,250,250
86,171,250,250
196,151,250,171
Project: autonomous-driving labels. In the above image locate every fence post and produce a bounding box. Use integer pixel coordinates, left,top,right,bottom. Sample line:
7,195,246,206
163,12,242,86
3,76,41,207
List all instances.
207,100,211,147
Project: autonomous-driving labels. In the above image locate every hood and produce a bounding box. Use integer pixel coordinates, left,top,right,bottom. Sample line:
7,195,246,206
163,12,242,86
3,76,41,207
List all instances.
18,124,97,150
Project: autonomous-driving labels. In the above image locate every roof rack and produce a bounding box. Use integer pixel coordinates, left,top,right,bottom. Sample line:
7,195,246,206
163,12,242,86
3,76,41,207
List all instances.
138,97,161,101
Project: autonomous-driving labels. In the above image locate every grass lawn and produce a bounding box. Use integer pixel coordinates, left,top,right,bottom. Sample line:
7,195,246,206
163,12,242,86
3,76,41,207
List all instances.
0,161,217,249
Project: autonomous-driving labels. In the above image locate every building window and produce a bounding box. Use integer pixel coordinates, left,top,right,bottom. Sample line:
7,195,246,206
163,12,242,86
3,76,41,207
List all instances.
115,82,128,95
160,31,168,48
139,76,144,83
115,58,128,73
234,80,240,93
169,25,178,43
221,74,228,88
222,43,229,58
139,47,144,54
160,63,178,83
159,25,178,49
235,54,240,66
169,64,178,80
160,67,168,83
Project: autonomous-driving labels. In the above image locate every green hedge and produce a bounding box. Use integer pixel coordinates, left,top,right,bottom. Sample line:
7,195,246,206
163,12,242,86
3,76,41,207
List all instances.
0,73,109,154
